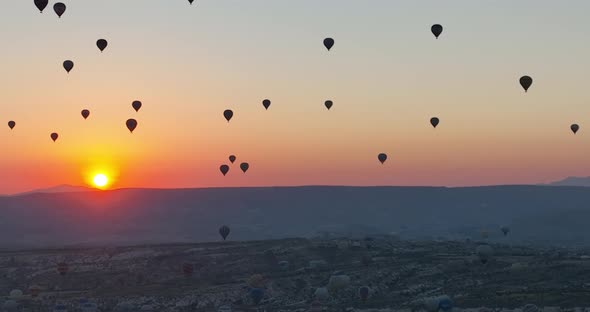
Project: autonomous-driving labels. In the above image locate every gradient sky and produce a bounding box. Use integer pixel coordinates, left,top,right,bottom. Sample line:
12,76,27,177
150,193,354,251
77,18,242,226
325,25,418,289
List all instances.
1,1,590,194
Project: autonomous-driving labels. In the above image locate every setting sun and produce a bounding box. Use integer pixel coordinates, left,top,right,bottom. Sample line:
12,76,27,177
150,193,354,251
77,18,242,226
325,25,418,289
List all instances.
93,174,109,188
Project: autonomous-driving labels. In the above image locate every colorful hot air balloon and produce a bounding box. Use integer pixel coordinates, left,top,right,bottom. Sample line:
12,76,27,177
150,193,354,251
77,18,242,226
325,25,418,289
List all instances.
240,162,249,173
262,99,271,110
132,100,142,112
96,39,108,52
53,2,66,18
81,109,90,119
229,155,236,163
63,60,74,73
378,153,387,164
223,109,233,122
324,100,333,110
57,262,68,275
220,165,229,176
126,119,138,133
34,0,48,13
8,121,15,130
219,225,230,240
430,117,440,128
51,133,59,142
323,38,334,51
571,124,579,134
431,24,443,39
520,75,533,92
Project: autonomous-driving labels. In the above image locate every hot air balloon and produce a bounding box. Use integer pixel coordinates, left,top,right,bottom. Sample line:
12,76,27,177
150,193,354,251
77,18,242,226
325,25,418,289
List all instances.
34,0,48,12
182,263,193,277
81,109,90,119
476,244,494,264
430,117,440,128
359,286,370,302
132,100,142,112
220,165,229,176
571,124,579,134
314,287,330,301
262,99,271,110
520,75,533,92
188,0,194,4
8,121,15,130
51,133,59,142
126,119,137,133
57,262,68,275
324,100,333,110
63,60,74,73
29,285,41,298
9,289,23,300
323,38,334,51
53,2,66,18
501,226,510,236
431,24,443,39
229,155,236,163
249,288,264,305
378,153,387,164
223,109,233,122
96,39,108,52
240,162,249,173
219,225,230,240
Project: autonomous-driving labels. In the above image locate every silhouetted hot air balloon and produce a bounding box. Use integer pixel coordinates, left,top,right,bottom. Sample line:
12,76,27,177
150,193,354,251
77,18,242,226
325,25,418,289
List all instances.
81,109,90,119
359,286,370,302
323,38,334,51
220,165,229,176
431,24,443,39
377,153,387,164
188,0,194,4
132,100,142,112
126,119,137,133
8,121,15,130
229,155,236,163
520,75,532,92
182,263,193,277
240,162,249,173
34,0,48,12
262,99,271,110
63,60,74,73
57,262,68,275
250,288,265,305
476,244,494,264
324,100,333,110
571,124,579,134
223,109,233,122
53,2,66,18
430,117,440,128
501,226,510,236
50,133,59,142
219,225,230,240
96,39,108,52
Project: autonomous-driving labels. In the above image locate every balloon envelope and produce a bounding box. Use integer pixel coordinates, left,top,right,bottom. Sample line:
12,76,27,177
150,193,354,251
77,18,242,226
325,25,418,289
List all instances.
81,109,90,119
262,99,271,110
571,124,579,134
377,153,387,164
34,0,48,12
219,225,230,240
126,119,138,133
188,0,194,4
63,60,74,73
51,133,59,142
96,39,108,52
132,100,142,112
8,121,15,129
53,2,66,17
229,155,236,163
430,117,440,128
220,165,229,176
431,24,443,38
324,100,333,110
223,109,233,122
520,76,533,92
323,38,334,50
240,162,249,173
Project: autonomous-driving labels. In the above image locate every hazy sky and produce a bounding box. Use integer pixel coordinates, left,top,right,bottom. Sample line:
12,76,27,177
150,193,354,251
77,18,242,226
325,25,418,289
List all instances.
1,1,590,193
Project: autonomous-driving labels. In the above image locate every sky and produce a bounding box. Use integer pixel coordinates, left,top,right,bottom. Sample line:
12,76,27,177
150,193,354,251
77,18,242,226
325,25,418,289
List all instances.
1,1,590,194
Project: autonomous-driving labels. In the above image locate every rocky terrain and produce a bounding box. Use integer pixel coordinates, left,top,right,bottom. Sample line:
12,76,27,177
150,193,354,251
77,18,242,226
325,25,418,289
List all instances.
1,237,590,311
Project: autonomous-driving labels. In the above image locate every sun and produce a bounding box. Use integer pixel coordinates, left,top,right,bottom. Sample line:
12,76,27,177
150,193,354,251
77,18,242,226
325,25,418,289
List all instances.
92,174,109,188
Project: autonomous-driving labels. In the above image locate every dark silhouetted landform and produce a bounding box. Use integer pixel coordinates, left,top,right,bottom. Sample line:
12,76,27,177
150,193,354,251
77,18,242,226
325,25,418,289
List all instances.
1,185,590,248
547,176,590,187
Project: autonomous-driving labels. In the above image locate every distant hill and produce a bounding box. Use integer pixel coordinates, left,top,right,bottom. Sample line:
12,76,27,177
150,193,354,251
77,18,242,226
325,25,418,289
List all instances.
1,185,590,248
547,176,590,187
11,184,97,196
